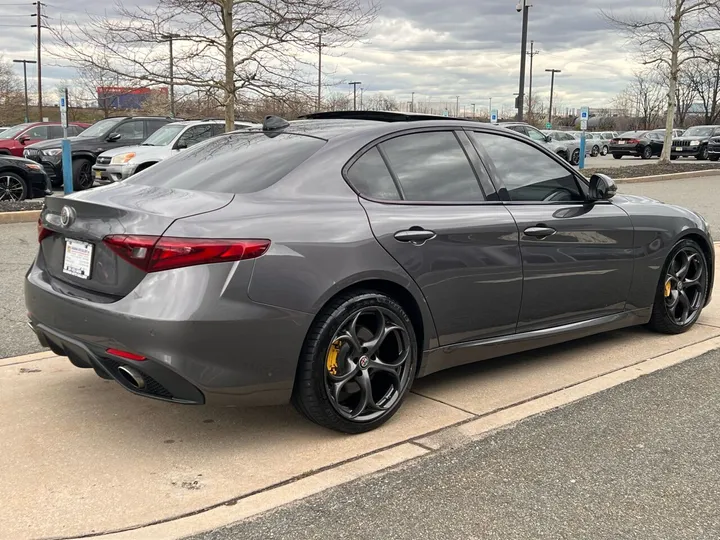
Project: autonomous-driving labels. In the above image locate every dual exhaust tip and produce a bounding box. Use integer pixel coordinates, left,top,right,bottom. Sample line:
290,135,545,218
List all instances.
117,365,146,389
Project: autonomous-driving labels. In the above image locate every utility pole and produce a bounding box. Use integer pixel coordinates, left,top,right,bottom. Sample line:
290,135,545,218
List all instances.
317,33,322,111
545,69,562,126
360,87,364,109
411,91,415,113
32,2,43,121
489,97,493,115
517,0,531,121
472,103,476,119
160,33,180,117
455,95,460,117
13,60,36,123
349,81,362,110
527,40,540,119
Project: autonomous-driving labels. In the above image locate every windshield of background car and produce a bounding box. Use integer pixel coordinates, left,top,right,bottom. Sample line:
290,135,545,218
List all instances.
682,126,716,137
0,124,31,139
76,118,122,138
142,124,185,146
126,132,326,193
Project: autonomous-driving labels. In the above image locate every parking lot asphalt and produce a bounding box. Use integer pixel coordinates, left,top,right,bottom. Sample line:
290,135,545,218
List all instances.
188,348,720,540
5,173,720,360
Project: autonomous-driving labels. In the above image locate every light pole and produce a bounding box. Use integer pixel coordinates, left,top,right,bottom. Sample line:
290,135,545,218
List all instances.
527,40,540,118
317,32,323,111
411,91,415,113
455,95,460,117
472,103,476,119
13,59,36,123
160,33,180,117
545,68,561,126
349,81,362,110
516,0,531,121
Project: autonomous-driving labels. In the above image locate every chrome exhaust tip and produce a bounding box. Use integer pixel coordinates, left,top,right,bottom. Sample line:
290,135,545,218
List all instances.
117,365,146,389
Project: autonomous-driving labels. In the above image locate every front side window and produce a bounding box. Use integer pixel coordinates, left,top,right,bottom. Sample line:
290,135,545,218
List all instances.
177,125,215,148
114,120,145,140
526,127,547,142
24,126,49,139
48,126,64,138
379,131,485,202
470,132,583,202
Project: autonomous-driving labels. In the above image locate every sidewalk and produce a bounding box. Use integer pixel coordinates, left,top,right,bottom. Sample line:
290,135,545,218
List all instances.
189,349,720,540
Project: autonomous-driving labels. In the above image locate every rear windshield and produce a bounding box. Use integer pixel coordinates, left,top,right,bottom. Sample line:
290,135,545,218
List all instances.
620,131,646,138
127,131,325,193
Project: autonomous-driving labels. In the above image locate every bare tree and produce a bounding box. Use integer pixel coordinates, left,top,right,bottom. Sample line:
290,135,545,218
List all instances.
363,92,398,111
0,58,24,125
605,1,720,162
684,54,720,123
50,0,377,132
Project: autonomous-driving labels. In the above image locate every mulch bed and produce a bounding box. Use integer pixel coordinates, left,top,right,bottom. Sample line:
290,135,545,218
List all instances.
583,162,720,179
0,200,44,212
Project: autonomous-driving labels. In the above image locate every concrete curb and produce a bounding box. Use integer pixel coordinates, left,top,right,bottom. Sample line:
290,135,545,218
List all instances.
613,169,720,184
81,334,720,540
0,209,40,224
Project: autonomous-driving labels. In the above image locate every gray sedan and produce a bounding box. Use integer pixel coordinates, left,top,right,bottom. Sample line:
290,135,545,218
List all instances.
26,112,715,433
542,130,584,164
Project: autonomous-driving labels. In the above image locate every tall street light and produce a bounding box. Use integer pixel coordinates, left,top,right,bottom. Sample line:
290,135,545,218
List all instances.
545,68,561,126
411,91,415,113
160,33,180,117
516,0,532,121
349,81,362,110
13,59,36,123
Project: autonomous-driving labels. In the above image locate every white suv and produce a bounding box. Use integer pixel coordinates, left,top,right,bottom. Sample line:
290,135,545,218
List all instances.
91,120,257,182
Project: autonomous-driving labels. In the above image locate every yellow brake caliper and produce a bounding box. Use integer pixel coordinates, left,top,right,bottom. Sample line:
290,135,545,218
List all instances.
326,340,341,376
664,280,672,298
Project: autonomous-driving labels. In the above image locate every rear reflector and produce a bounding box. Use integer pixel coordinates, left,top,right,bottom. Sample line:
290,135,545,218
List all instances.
106,348,146,361
103,235,271,273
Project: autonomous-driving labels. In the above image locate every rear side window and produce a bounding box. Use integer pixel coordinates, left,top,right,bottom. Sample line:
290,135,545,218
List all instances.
346,147,400,200
379,131,485,202
127,132,325,194
48,126,64,138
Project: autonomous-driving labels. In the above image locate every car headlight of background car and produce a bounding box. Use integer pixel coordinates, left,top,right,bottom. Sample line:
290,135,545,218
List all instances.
691,140,700,146
111,152,136,165
42,148,63,156
23,162,43,171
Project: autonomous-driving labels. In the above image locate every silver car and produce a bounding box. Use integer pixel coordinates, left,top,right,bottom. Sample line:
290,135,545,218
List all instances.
569,132,609,157
26,112,715,433
92,120,257,182
542,130,584,165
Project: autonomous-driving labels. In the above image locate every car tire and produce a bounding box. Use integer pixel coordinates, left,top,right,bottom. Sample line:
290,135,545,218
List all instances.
601,145,609,156
591,145,600,157
557,150,568,162
647,239,709,335
696,146,709,160
670,155,679,160
0,171,28,201
641,146,653,159
570,149,580,165
292,290,418,433
710,155,719,162
72,158,94,191
613,153,622,159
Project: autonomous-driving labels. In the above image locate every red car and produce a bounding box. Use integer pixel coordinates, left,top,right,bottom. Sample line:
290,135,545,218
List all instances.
0,122,89,157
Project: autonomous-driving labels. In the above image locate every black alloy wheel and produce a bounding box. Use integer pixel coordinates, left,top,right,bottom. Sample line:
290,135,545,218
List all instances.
73,158,94,191
648,240,708,334
571,149,580,165
697,145,709,160
601,145,609,156
591,145,600,157
293,291,417,433
0,172,27,201
641,145,653,159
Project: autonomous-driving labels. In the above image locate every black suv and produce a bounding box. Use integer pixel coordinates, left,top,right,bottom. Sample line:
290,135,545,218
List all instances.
23,116,176,190
670,125,720,160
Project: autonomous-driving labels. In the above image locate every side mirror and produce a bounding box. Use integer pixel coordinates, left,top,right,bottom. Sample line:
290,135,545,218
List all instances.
18,136,29,144
175,140,187,150
545,135,552,143
107,133,121,142
589,173,617,201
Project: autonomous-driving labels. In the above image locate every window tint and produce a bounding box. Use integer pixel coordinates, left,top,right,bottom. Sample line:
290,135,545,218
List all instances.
24,126,48,139
526,127,547,142
379,131,484,202
177,124,215,148
212,124,226,136
346,147,400,200
127,132,325,194
115,120,145,140
470,132,583,202
48,126,64,139
147,120,168,135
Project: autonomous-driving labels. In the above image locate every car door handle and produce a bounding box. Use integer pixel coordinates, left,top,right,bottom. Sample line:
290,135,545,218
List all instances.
394,229,437,244
524,226,556,238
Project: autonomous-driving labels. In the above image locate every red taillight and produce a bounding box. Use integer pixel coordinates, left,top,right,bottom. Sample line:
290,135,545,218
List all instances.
106,348,146,361
103,235,270,273
37,218,52,243
628,139,640,144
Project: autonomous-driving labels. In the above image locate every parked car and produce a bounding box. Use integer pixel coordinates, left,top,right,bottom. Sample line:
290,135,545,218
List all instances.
26,110,714,433
0,154,52,201
23,116,176,189
706,132,720,161
92,120,256,183
609,130,665,159
670,125,720,160
568,132,606,157
0,126,11,134
542,130,584,164
501,122,576,164
0,122,89,158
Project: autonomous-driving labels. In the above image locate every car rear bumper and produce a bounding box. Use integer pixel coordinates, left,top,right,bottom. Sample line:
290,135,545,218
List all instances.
25,257,314,406
609,145,640,155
